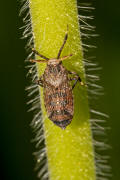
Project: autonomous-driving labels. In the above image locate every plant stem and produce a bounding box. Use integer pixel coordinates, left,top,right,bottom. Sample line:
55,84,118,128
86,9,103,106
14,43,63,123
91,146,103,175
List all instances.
29,0,96,179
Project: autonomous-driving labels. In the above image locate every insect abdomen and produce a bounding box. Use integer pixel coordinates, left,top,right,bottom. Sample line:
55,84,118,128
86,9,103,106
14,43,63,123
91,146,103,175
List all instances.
44,83,73,129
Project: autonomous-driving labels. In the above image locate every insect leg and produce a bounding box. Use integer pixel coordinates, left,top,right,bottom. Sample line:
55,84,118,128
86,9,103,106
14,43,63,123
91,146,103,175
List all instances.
36,76,44,87
59,54,73,61
30,59,48,63
57,26,68,59
72,76,84,89
68,71,77,75
32,48,49,60
68,71,84,89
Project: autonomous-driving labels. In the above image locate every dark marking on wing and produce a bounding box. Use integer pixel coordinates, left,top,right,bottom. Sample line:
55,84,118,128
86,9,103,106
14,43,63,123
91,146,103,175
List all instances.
52,92,66,98
53,119,71,129
49,111,54,119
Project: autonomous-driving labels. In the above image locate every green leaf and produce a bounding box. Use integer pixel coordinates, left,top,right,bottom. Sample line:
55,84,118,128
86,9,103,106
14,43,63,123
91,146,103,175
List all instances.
29,0,96,179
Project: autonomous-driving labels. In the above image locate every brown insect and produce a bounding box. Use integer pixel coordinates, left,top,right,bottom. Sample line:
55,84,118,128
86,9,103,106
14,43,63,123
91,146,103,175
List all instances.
30,30,84,129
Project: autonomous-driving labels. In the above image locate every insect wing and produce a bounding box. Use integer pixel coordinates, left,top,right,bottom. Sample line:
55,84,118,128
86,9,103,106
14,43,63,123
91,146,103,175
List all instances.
44,83,73,128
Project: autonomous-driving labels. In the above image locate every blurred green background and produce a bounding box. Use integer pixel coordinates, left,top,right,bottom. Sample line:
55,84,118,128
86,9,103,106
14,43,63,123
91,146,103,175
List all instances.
0,0,120,179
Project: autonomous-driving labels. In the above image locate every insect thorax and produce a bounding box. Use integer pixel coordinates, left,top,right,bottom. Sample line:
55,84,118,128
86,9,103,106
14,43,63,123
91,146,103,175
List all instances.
43,63,68,88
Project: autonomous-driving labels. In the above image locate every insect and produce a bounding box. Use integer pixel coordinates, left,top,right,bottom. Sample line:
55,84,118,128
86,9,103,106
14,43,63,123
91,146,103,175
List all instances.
30,30,84,129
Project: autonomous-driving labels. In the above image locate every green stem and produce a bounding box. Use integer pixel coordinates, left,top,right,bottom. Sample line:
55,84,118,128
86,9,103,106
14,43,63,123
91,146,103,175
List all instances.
29,0,96,179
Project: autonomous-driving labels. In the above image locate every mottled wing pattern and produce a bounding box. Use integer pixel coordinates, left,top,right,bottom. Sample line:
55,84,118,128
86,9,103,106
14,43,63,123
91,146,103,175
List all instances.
44,82,73,128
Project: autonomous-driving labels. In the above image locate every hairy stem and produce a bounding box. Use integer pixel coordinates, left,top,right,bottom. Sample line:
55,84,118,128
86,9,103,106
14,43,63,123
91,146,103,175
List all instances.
29,0,96,179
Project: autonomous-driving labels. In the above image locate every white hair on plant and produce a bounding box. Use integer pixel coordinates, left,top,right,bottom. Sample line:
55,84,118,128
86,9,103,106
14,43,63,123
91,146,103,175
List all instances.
78,2,111,180
19,0,49,179
19,0,111,179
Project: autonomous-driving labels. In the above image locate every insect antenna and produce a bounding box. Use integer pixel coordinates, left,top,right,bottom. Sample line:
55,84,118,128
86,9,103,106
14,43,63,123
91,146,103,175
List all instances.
57,25,68,59
32,48,49,60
